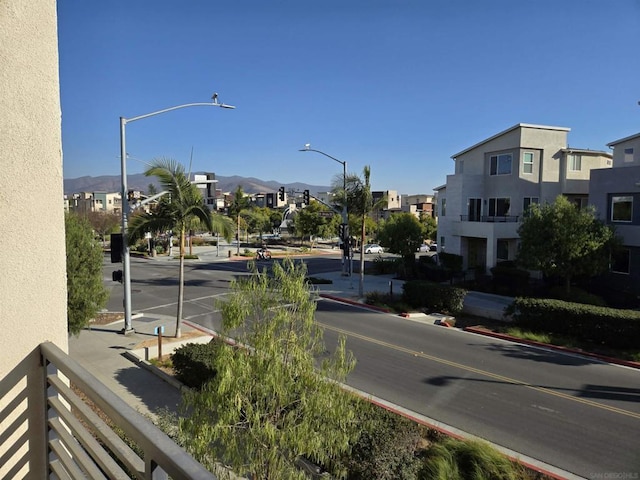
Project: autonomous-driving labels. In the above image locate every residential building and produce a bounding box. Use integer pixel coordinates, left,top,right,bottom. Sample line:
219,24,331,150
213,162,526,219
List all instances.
437,123,612,272
589,131,640,300
402,193,436,219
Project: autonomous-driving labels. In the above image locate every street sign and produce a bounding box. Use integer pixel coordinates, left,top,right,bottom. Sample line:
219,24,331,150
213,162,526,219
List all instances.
319,211,334,218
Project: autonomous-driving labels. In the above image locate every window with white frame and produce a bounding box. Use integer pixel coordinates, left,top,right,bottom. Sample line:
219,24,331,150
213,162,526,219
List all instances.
490,154,512,175
568,154,582,171
488,197,510,217
611,196,633,222
611,248,630,274
522,152,534,174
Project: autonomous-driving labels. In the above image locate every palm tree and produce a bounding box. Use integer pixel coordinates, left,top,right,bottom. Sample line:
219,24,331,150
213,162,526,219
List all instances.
128,158,234,338
333,166,386,297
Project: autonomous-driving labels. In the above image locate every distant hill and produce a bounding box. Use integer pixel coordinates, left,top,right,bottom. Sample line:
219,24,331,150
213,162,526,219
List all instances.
63,173,330,197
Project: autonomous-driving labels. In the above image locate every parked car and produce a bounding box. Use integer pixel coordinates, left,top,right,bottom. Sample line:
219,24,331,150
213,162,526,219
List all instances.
429,243,438,252
418,244,429,252
363,244,384,254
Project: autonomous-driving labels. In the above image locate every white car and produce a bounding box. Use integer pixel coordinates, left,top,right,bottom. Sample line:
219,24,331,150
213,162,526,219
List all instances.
363,244,384,254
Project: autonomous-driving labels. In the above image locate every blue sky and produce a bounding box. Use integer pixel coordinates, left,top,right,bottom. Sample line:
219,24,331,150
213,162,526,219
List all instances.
58,0,640,194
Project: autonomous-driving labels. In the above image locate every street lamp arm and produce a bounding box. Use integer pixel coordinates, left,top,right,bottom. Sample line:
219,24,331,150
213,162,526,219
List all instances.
298,148,346,168
124,101,235,125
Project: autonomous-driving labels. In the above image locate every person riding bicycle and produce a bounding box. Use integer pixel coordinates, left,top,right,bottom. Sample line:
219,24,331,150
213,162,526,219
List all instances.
256,245,271,260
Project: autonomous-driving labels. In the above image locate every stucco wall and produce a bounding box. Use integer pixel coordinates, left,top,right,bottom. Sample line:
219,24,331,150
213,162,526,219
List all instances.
0,0,67,476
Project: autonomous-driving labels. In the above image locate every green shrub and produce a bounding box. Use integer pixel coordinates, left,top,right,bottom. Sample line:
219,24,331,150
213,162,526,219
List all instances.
190,236,206,246
508,297,640,349
402,281,467,315
171,342,218,389
372,256,402,275
438,252,463,272
341,400,425,480
420,438,521,480
546,286,606,306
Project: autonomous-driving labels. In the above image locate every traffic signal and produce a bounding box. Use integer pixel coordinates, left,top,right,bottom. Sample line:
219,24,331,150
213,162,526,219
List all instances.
110,233,123,263
112,270,123,283
278,186,285,201
339,223,349,240
303,189,310,204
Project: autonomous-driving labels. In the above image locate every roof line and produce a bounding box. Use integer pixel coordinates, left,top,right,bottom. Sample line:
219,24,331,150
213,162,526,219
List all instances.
451,123,571,159
607,131,640,147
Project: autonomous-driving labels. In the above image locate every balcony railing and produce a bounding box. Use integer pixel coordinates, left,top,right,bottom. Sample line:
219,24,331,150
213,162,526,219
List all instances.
40,342,216,480
459,215,519,223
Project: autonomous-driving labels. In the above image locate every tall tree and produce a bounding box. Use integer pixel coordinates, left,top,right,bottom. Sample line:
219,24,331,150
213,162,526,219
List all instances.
86,210,120,245
334,166,386,296
65,212,109,335
128,158,233,337
517,195,617,293
377,213,425,261
180,258,358,479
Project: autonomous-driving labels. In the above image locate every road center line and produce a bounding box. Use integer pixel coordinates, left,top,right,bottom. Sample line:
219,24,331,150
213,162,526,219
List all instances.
320,322,640,420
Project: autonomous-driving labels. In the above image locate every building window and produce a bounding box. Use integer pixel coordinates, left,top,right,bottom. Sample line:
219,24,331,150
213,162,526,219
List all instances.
624,148,634,163
440,236,445,250
522,152,534,174
611,248,630,274
490,154,512,175
488,197,510,217
440,198,446,217
497,239,509,261
523,197,539,216
568,154,582,171
611,196,633,222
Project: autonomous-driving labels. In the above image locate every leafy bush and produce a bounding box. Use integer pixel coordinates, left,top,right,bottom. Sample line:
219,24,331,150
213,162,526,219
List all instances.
190,236,206,246
546,286,606,306
372,256,402,275
420,438,522,480
438,252,463,272
171,342,218,389
508,297,640,349
341,400,425,480
402,281,467,315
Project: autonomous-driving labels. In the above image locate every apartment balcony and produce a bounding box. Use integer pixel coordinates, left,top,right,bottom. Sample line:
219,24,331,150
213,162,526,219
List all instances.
459,215,519,223
3,342,215,479
452,215,520,239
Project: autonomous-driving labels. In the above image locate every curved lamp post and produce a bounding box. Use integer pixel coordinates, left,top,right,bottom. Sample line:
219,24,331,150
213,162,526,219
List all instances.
298,145,351,278
119,94,235,334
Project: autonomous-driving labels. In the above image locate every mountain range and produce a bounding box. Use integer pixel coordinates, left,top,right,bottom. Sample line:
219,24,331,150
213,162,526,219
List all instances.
63,174,330,197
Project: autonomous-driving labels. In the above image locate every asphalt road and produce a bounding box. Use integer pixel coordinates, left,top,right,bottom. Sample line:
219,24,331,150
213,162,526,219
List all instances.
104,254,640,478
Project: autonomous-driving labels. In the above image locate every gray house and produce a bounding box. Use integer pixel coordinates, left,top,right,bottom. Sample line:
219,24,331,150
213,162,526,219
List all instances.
437,123,612,272
589,132,640,301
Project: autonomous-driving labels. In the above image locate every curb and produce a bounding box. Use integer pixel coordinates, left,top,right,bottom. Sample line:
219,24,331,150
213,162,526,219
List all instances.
464,326,640,370
318,293,393,313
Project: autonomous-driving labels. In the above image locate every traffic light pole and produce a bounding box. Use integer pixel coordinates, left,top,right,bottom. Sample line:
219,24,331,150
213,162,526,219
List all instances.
298,146,350,277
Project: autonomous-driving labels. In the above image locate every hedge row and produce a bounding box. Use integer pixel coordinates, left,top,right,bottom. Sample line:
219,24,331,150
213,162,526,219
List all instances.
509,297,640,349
402,280,467,316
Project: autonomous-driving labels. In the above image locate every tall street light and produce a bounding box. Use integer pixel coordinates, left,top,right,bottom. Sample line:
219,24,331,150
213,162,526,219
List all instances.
119,94,235,334
299,145,350,277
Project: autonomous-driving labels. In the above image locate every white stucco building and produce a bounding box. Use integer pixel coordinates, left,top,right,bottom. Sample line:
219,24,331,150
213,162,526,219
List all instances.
437,123,612,272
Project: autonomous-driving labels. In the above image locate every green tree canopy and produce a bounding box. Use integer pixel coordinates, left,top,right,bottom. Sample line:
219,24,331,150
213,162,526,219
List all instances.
180,258,358,479
517,195,617,292
419,212,437,242
292,201,335,245
377,213,425,260
128,158,233,337
86,210,120,244
65,213,109,335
